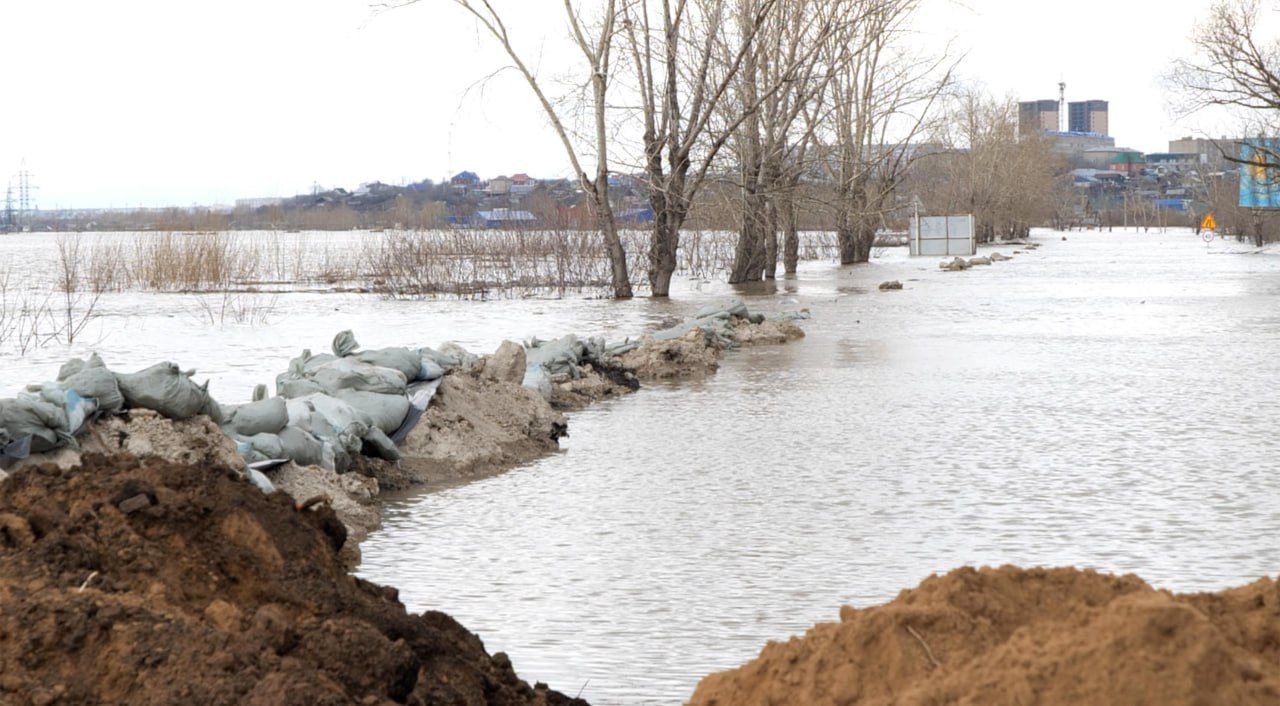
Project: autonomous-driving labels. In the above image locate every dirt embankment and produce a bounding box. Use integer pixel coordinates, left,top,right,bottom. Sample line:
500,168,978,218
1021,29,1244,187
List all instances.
393,369,568,487
688,566,1280,706
0,453,586,706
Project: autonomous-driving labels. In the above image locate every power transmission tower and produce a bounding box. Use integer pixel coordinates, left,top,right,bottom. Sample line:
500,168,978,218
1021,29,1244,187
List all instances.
12,160,37,228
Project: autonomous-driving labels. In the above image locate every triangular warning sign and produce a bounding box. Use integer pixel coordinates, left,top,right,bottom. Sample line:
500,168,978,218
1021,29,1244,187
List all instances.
1201,213,1217,230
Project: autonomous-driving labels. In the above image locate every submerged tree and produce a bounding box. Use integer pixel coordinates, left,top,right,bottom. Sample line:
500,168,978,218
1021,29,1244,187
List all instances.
725,0,850,283
822,0,953,265
389,0,634,298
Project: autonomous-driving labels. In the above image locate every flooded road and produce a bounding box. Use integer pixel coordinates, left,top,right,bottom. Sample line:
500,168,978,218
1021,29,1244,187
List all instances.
358,230,1280,704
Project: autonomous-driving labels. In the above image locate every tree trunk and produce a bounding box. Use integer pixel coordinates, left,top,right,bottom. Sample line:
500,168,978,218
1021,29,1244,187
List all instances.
763,202,779,279
850,217,875,263
730,177,770,283
782,195,799,275
596,203,632,299
648,210,680,297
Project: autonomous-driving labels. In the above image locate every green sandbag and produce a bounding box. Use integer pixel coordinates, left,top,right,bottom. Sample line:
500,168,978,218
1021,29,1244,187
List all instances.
332,330,360,357
222,397,288,437
236,432,284,460
277,426,336,470
361,427,401,461
0,395,75,454
355,347,424,381
115,363,222,422
61,367,124,412
309,358,407,395
333,390,410,434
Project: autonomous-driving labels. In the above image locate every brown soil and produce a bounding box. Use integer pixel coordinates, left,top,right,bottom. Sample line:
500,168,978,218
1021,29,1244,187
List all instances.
549,363,640,411
617,329,723,382
688,566,1280,706
396,370,567,485
0,453,586,706
7,410,244,474
728,318,806,346
266,461,381,567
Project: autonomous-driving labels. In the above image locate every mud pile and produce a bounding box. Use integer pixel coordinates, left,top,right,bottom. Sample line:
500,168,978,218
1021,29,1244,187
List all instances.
689,566,1280,706
0,453,586,705
396,369,567,485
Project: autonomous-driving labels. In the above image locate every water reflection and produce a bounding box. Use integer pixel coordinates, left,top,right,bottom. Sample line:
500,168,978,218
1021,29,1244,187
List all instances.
360,231,1280,705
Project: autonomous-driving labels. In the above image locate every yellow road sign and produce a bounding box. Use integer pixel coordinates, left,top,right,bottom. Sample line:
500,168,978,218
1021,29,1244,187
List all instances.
1202,213,1217,230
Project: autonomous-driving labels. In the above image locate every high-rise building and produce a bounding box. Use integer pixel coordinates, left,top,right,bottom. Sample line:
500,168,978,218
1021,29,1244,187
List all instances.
1018,100,1060,136
1168,136,1238,167
1068,100,1109,135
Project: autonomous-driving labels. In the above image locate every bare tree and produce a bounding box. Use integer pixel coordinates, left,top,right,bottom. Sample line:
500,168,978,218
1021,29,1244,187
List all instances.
822,0,953,265
913,89,1066,241
726,0,849,282
1170,0,1276,165
621,0,829,296
387,0,634,298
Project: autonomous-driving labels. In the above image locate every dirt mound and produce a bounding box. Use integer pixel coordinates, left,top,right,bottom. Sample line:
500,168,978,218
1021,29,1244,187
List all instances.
0,453,586,705
617,329,723,381
728,318,806,346
550,363,640,411
397,370,567,485
688,566,1280,706
7,409,244,473
266,461,381,566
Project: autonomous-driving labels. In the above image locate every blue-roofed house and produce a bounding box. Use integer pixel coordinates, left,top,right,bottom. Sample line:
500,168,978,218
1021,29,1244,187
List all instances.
471,208,537,229
451,171,481,193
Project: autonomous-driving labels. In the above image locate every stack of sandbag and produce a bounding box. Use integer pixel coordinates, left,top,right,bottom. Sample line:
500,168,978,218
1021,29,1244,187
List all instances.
254,331,468,471
1,354,220,464
522,334,618,400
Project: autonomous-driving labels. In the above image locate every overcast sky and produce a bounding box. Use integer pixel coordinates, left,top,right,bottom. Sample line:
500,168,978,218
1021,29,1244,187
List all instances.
0,0,1239,208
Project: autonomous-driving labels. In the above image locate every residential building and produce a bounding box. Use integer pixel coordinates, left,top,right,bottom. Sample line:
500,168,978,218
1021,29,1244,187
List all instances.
509,173,537,195
1168,137,1238,167
471,208,536,228
235,197,284,209
485,176,512,196
1019,99,1060,135
1068,100,1109,135
450,171,480,193
1044,131,1116,165
1146,153,1201,174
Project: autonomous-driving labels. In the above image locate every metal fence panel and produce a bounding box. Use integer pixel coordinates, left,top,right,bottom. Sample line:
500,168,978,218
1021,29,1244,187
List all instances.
910,214,975,256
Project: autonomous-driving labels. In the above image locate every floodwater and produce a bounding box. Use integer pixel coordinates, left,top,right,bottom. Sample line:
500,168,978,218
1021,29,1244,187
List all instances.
357,230,1280,704
3,229,1279,704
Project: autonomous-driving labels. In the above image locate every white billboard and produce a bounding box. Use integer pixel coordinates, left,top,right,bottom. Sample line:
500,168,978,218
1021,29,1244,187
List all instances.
909,214,975,256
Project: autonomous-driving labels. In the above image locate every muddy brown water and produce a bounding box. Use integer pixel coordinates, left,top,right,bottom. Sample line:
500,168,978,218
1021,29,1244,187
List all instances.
358,231,1280,704
3,229,1279,704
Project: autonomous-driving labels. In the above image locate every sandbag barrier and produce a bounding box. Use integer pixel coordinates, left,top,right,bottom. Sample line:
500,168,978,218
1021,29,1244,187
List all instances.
0,298,803,486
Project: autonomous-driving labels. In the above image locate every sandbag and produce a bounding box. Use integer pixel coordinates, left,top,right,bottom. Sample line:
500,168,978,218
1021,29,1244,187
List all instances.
222,396,288,437
361,427,401,461
60,366,124,412
309,358,407,395
0,395,75,454
356,347,424,381
278,376,325,399
115,363,222,422
287,394,370,458
277,426,336,471
332,330,360,357
333,390,410,434
423,343,478,371
418,357,446,381
236,432,285,460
